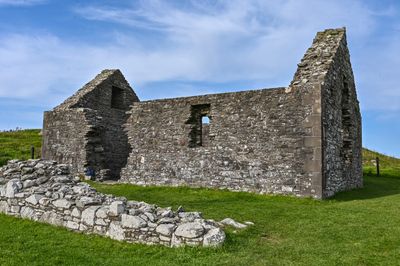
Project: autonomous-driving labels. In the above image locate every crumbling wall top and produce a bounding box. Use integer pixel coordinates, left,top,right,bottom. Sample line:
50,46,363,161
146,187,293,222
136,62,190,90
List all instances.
54,69,139,112
289,27,346,89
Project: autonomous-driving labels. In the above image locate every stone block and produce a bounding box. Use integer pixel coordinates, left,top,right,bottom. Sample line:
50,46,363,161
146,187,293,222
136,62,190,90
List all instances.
156,223,175,236
76,196,101,209
108,222,125,241
5,179,22,198
0,201,9,213
121,214,147,229
66,221,80,230
108,201,125,216
81,206,100,226
25,194,44,205
71,207,81,218
52,199,73,209
96,207,109,219
174,222,204,239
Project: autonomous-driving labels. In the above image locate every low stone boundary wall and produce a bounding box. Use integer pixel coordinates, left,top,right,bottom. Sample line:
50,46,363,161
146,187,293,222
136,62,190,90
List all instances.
0,160,225,247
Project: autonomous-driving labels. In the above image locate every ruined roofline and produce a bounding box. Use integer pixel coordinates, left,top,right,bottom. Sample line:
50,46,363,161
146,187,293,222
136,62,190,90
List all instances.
289,27,346,88
53,69,134,111
315,27,346,38
136,86,287,104
52,27,347,111
135,25,346,106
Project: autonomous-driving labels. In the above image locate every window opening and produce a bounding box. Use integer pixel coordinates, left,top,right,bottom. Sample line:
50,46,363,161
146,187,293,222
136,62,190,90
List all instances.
186,104,211,147
111,86,124,109
341,77,353,165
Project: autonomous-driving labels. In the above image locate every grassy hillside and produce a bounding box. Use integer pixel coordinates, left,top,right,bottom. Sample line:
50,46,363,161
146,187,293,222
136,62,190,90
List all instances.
362,148,400,177
0,129,41,166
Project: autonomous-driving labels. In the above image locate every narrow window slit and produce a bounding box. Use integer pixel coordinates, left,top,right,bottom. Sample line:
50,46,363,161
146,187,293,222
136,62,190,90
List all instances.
186,104,211,147
341,77,353,165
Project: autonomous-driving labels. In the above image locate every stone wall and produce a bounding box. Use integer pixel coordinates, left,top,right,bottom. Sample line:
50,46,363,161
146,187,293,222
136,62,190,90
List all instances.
42,28,363,199
120,87,316,197
42,70,139,179
42,109,90,175
0,160,225,247
320,31,363,197
119,28,363,198
288,28,362,197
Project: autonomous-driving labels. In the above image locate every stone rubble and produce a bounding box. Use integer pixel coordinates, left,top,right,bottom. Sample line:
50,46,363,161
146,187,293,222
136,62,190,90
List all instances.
219,218,248,229
0,159,226,247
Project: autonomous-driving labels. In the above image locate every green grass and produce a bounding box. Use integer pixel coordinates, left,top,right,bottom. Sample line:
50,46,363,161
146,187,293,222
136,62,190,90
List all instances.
0,129,41,166
1,130,400,265
2,174,400,265
362,147,400,178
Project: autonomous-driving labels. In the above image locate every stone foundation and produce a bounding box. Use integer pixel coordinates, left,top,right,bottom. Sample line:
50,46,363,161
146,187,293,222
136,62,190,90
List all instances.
0,159,225,247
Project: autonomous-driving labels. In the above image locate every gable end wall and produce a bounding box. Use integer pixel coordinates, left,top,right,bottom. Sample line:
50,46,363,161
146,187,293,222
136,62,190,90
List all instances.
321,33,363,197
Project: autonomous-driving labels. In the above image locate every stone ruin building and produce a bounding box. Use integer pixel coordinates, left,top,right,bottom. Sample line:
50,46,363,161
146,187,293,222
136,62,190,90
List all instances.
42,28,362,199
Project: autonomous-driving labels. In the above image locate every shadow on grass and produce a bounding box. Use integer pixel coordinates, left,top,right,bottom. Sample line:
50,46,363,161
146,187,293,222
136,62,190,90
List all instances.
332,171,400,201
91,169,400,203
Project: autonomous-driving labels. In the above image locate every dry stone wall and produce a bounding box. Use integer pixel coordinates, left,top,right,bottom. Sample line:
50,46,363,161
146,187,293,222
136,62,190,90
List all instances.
0,160,225,247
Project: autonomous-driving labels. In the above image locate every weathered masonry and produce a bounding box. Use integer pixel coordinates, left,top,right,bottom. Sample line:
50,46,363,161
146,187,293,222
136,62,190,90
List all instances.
42,28,362,199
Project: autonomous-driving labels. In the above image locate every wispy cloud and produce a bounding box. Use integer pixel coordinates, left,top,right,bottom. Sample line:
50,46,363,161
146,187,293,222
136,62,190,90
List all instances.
0,0,45,6
74,0,375,37
72,0,400,111
1,0,399,113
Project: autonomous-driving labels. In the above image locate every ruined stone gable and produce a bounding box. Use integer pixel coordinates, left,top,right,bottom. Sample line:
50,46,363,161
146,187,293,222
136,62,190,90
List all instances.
42,28,362,199
42,70,139,179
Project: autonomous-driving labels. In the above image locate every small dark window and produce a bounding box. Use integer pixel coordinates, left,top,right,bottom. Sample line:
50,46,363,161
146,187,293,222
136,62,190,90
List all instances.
111,86,124,109
341,77,353,165
186,104,211,147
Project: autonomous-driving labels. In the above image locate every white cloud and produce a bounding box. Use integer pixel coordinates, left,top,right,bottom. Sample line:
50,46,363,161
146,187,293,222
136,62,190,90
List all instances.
72,0,400,111
0,0,45,6
0,0,399,113
0,33,213,105
72,0,379,82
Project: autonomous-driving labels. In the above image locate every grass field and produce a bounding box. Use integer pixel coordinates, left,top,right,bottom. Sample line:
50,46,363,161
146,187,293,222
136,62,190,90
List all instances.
0,129,41,166
362,148,400,178
0,130,400,265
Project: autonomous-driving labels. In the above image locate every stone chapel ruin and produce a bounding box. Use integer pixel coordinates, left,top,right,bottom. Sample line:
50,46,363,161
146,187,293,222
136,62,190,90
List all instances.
42,28,362,199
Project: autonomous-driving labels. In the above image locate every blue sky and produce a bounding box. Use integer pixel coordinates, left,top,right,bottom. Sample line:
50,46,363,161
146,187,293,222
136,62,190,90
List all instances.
0,0,399,157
